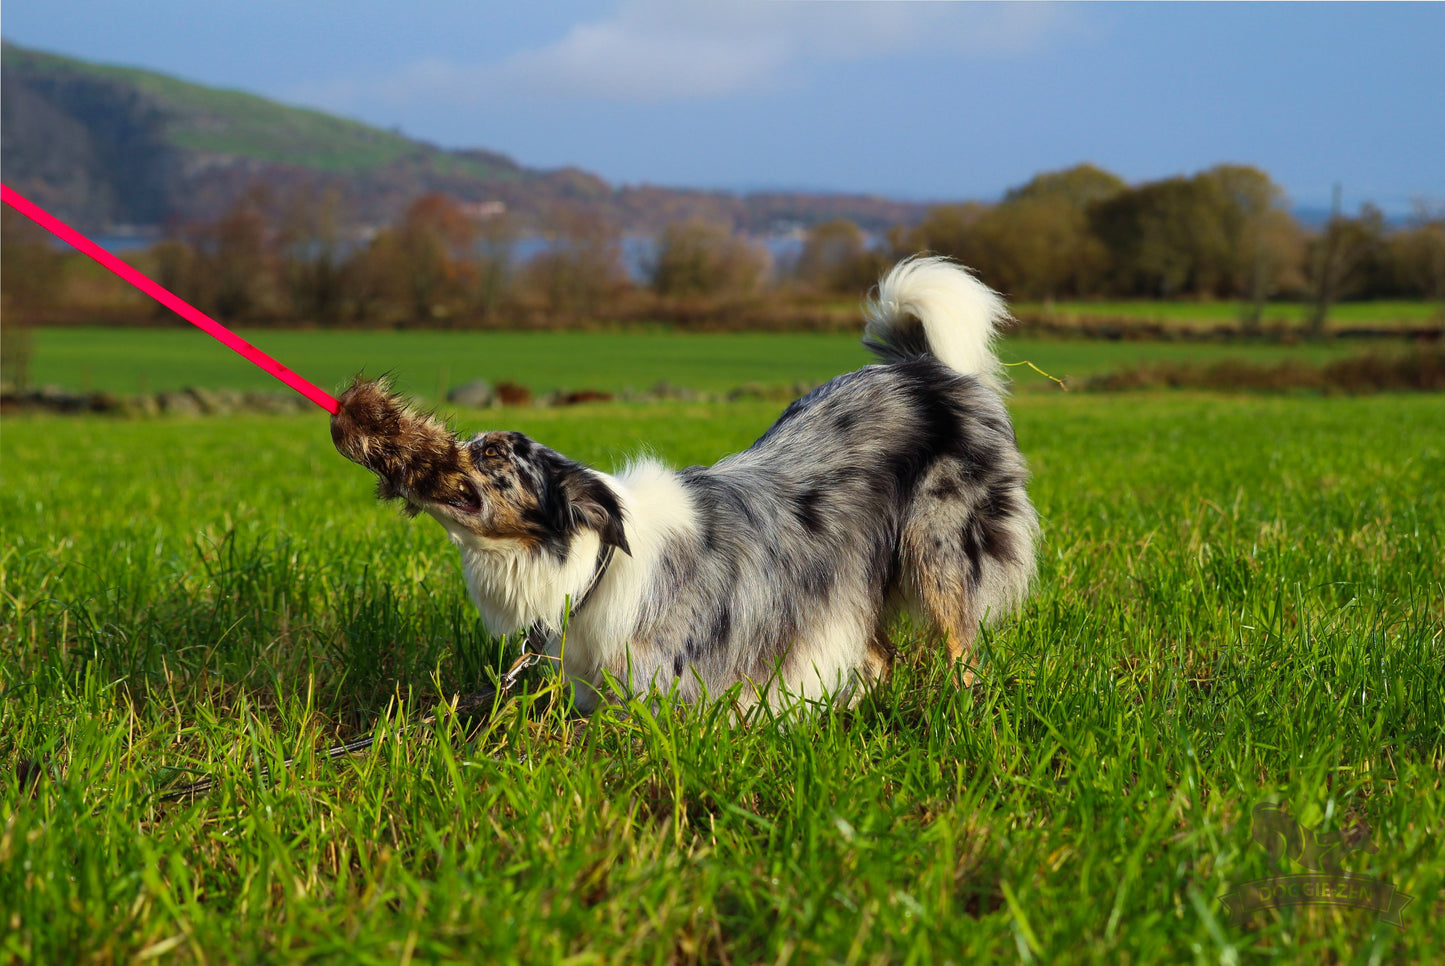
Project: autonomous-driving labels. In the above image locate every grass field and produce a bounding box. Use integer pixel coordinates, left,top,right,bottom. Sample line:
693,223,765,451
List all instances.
16,325,1418,399
2,388,1442,963
1014,299,1443,328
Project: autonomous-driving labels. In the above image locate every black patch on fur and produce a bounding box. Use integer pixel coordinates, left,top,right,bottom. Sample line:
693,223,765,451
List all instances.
674,653,686,677
699,515,720,552
791,488,826,535
960,522,984,587
798,556,834,601
982,521,1017,566
708,606,732,649
976,492,1021,566
879,360,968,496
679,470,766,544
834,409,859,433
532,453,631,558
862,312,930,363
979,482,1017,519
870,526,902,600
505,433,534,460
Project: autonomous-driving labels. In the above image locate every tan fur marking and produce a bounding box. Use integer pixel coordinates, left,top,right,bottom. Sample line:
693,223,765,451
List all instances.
945,628,978,688
470,476,544,547
863,627,897,684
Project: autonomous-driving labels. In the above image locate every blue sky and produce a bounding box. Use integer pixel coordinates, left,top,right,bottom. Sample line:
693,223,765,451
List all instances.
4,2,1441,214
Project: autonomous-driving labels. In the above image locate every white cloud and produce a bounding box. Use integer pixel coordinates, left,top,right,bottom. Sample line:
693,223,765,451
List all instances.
500,8,790,101
287,1,1082,111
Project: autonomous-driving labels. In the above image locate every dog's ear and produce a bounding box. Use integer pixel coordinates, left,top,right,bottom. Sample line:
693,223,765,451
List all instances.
545,461,631,556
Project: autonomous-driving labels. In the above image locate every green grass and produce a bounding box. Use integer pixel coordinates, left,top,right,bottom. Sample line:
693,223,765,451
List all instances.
3,392,1442,962
1015,299,1443,328
19,326,1412,400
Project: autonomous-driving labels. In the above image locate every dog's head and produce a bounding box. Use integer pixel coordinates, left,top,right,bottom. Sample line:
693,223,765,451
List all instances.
331,379,629,559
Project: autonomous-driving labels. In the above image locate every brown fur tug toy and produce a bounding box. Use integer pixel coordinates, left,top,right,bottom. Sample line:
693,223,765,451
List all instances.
330,378,477,516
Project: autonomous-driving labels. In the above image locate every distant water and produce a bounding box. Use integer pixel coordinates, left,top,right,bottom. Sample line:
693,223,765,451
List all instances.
459,234,807,283
71,234,158,254
77,232,810,283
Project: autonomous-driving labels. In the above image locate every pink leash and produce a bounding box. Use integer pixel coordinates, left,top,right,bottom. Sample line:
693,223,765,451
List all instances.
1,184,339,414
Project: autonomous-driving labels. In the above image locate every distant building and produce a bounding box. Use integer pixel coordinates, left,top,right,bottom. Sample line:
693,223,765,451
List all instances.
460,201,507,220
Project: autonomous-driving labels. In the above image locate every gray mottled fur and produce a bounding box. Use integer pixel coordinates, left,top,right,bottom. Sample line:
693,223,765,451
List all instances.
585,355,1037,704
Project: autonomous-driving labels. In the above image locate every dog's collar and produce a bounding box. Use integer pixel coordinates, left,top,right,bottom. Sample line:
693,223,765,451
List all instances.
503,542,618,693
570,542,619,618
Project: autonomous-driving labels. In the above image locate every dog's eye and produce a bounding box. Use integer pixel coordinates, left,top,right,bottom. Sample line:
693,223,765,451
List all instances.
483,445,501,459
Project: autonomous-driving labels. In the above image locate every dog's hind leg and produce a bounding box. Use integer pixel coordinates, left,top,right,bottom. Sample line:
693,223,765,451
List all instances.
863,626,898,684
900,503,990,688
899,534,982,686
944,628,979,688
902,457,1036,689
840,626,898,707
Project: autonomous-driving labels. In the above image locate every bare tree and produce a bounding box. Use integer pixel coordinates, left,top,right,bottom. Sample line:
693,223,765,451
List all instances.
1237,208,1306,333
520,205,626,319
1306,187,1384,337
278,185,348,326
1,207,62,389
471,210,516,323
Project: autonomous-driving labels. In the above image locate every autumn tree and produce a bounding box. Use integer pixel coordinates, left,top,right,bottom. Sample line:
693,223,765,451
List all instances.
1089,177,1236,297
150,186,280,322
1192,165,1304,327
905,203,989,265
192,186,277,320
649,218,770,297
981,197,1108,303
1399,201,1445,311
1004,163,1126,209
993,164,1125,301
520,205,626,319
795,219,887,294
905,166,1125,301
1234,208,1306,330
393,194,481,324
471,210,516,323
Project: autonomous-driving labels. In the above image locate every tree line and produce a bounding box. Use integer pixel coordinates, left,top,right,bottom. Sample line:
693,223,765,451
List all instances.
4,164,1443,336
811,165,1443,335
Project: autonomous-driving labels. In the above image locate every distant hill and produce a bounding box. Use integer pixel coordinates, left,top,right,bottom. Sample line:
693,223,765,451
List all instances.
1,41,931,234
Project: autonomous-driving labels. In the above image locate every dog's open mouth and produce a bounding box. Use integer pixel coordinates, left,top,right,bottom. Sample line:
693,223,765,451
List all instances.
444,487,481,513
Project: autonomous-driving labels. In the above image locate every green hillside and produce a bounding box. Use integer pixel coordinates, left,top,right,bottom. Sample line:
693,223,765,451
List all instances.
0,40,581,229
1,42,521,178
0,41,930,233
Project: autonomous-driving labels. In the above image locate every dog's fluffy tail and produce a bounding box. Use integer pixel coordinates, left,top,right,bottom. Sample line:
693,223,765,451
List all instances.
863,255,1009,393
